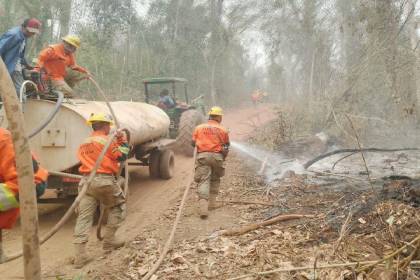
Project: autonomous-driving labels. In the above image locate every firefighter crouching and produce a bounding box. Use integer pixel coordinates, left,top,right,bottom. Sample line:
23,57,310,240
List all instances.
73,113,129,268
192,106,230,219
36,35,90,98
0,128,48,230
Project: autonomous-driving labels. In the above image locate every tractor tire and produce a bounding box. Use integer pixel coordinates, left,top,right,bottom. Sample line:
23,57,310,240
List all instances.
176,109,205,157
159,150,175,180
149,150,161,178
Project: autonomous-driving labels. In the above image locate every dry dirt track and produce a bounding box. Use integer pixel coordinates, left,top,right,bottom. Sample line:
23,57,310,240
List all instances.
0,104,275,279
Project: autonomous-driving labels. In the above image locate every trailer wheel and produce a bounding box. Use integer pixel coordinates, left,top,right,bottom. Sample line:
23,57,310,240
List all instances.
159,150,175,179
149,150,161,178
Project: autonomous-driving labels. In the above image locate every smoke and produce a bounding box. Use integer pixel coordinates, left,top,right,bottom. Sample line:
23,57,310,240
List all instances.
230,141,305,182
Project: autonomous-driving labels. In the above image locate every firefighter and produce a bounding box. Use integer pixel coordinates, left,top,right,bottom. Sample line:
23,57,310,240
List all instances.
73,113,129,268
0,128,48,230
192,106,230,219
36,35,90,98
251,90,260,107
0,18,41,95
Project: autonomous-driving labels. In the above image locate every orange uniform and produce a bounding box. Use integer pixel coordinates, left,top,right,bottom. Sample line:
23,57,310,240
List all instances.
34,166,48,185
32,153,48,185
37,43,87,81
78,131,129,175
192,120,230,153
0,128,19,229
0,128,48,229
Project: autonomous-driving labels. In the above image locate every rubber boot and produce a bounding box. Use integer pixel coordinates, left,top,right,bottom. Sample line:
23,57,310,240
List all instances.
198,199,209,219
73,243,92,268
208,194,221,210
103,226,125,252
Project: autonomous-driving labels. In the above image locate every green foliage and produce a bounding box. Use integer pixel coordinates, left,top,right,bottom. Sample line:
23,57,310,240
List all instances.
0,0,254,106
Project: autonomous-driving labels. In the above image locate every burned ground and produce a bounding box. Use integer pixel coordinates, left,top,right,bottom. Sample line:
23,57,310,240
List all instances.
81,113,420,280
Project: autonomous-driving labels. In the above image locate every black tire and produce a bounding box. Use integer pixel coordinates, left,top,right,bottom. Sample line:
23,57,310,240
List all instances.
176,109,205,157
149,150,161,178
159,150,175,179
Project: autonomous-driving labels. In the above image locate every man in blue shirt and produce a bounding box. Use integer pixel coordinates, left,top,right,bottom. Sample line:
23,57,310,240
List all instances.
158,89,176,110
0,18,41,97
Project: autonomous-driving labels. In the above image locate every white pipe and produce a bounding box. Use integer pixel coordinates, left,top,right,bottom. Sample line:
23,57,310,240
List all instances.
19,80,38,103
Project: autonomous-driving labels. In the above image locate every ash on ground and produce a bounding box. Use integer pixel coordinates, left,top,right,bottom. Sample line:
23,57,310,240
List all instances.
89,124,420,280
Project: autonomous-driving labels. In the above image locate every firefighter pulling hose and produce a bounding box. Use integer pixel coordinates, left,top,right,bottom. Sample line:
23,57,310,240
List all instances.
0,61,225,277
0,130,120,264
142,106,229,280
73,113,129,268
0,21,174,277
0,76,130,270
88,77,130,242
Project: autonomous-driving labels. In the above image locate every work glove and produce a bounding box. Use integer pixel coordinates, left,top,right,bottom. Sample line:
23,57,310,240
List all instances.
116,128,130,143
35,181,47,198
24,64,34,70
31,70,41,81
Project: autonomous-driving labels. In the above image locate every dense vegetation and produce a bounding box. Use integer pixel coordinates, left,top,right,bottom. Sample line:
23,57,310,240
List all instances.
1,0,419,143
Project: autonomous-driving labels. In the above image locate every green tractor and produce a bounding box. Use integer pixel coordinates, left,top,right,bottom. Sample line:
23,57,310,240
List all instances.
142,77,206,156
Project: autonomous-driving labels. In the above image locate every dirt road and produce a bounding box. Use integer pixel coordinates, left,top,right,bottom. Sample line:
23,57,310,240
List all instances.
0,104,275,279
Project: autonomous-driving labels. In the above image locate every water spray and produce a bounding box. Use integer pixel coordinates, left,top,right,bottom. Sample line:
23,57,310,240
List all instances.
230,141,305,182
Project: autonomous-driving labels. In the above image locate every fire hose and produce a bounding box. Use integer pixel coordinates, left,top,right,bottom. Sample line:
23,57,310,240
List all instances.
141,147,197,280
18,80,37,104
16,81,65,139
87,77,130,241
303,147,420,169
28,90,64,139
0,78,127,263
0,130,119,263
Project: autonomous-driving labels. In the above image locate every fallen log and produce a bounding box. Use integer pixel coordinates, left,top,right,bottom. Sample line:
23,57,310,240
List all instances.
218,214,315,236
218,199,280,207
303,148,419,169
332,152,359,170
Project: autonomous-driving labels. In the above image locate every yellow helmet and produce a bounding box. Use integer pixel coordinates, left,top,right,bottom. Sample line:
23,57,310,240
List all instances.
208,106,223,116
62,35,81,48
86,113,114,126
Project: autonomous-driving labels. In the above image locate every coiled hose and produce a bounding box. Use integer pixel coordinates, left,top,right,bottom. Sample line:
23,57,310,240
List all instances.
17,80,65,139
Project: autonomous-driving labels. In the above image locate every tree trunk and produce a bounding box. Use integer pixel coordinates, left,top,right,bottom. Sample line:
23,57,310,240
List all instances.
210,56,218,105
406,0,420,119
58,0,72,38
0,58,41,279
209,0,223,105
